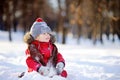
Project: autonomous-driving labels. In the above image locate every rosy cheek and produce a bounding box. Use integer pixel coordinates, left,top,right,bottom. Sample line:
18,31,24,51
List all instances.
46,38,50,40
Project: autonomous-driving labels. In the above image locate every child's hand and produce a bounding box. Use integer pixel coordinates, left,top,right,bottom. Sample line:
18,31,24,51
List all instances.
56,62,64,74
38,66,50,76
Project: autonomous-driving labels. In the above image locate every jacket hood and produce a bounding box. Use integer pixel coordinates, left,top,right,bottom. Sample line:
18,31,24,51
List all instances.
23,32,34,45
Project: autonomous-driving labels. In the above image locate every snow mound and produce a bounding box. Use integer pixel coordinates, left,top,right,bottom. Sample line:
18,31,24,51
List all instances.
19,71,67,80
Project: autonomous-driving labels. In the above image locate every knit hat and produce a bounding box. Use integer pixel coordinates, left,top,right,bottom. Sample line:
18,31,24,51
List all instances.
30,18,52,39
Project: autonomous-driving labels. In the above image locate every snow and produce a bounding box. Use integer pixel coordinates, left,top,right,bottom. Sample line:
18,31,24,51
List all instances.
0,30,120,80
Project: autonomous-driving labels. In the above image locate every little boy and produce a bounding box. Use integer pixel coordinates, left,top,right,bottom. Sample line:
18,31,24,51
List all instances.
23,18,67,78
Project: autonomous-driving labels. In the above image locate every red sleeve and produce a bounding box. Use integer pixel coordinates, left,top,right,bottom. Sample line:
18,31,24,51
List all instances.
25,49,41,71
57,53,65,65
26,56,41,71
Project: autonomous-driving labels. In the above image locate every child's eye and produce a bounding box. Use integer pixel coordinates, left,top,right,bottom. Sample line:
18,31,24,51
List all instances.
42,33,46,35
43,33,49,35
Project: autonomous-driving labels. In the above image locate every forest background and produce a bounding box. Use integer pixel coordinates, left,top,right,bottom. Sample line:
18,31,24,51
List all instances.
0,0,120,44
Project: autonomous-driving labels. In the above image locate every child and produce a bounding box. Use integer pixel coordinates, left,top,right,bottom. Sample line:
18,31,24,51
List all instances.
23,18,67,78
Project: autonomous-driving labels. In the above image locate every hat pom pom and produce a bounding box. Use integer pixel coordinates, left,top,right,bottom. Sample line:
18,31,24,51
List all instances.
36,18,43,22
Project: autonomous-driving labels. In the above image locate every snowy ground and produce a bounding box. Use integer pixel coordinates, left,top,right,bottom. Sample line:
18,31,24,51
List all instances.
0,31,120,80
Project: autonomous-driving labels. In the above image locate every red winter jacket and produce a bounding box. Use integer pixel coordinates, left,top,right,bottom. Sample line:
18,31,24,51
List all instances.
25,40,65,72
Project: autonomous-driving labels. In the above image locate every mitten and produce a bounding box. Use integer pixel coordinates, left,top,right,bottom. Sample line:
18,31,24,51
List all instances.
56,62,64,74
38,66,50,76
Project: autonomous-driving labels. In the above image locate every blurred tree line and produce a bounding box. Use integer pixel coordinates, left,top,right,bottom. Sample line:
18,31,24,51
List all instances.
0,0,120,44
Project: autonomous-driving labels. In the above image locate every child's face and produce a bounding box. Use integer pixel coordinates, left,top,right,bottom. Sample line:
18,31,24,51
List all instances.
36,33,50,42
